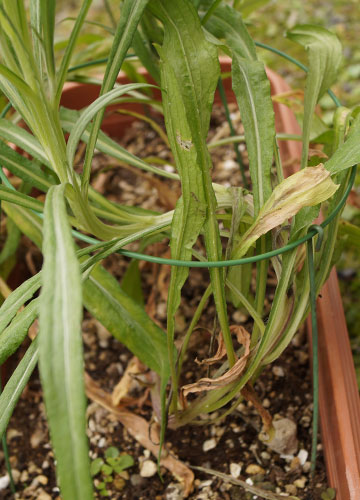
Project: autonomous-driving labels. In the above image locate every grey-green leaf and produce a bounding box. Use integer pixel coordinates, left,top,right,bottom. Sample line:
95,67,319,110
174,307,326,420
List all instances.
287,25,342,169
204,5,275,215
83,263,171,378
0,298,38,365
0,272,41,334
39,184,93,499
325,113,360,174
0,339,38,440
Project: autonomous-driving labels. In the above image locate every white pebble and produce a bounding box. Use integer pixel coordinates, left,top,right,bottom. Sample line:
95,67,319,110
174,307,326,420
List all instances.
0,475,10,491
245,477,254,486
230,463,242,478
202,438,217,452
297,449,309,465
140,460,157,478
97,437,106,448
294,476,307,488
223,159,237,170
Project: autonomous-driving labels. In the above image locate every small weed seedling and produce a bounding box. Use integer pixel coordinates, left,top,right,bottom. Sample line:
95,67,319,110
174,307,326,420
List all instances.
90,447,134,497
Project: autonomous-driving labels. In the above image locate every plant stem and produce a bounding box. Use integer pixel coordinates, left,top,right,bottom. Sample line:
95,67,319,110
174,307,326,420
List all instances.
177,285,212,378
201,0,222,25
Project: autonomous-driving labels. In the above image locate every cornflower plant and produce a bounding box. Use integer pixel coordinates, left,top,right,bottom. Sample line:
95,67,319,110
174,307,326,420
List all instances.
0,0,359,498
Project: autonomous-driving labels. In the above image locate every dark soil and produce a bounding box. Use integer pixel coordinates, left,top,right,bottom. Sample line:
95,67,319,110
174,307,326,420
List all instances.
0,108,329,499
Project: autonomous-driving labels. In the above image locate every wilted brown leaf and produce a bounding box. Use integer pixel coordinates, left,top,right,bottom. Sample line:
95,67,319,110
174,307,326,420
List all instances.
181,326,250,402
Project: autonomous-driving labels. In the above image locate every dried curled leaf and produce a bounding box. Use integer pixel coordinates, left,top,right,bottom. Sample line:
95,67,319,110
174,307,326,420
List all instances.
181,326,250,402
234,164,339,257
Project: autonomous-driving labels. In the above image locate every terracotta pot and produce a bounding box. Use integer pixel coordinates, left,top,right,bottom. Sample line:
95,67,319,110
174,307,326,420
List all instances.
61,61,358,498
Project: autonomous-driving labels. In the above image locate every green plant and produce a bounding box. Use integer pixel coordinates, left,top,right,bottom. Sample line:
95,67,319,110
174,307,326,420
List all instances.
0,1,359,499
90,447,134,497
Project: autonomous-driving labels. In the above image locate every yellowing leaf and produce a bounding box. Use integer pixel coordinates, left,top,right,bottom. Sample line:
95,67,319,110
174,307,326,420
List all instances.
234,164,339,258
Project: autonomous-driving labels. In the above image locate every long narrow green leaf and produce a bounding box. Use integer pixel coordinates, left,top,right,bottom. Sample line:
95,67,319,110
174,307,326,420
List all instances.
30,0,43,76
66,82,154,170
60,106,178,180
132,28,160,83
150,0,236,397
0,339,38,440
0,299,38,365
40,0,56,87
0,119,50,166
83,263,171,377
0,273,41,334
2,201,43,248
0,140,53,191
39,185,93,500
0,2,36,85
0,217,21,265
82,0,150,194
55,0,94,105
287,25,342,169
0,63,35,100
325,113,360,174
204,5,275,215
0,185,44,212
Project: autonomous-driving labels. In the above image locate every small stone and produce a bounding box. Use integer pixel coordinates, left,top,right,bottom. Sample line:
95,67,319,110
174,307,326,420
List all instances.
303,461,311,473
130,474,145,487
245,477,254,486
285,484,298,495
36,475,48,485
290,457,300,470
11,469,21,484
272,366,285,377
37,491,52,500
260,418,298,455
230,463,242,478
113,477,126,490
30,428,46,448
20,470,29,482
0,475,10,491
297,449,309,465
232,310,248,323
296,351,308,365
7,429,22,440
294,477,307,489
165,482,184,500
98,437,106,448
202,438,217,452
261,451,271,460
28,462,39,474
223,159,237,170
245,464,265,475
262,398,271,408
140,460,157,478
